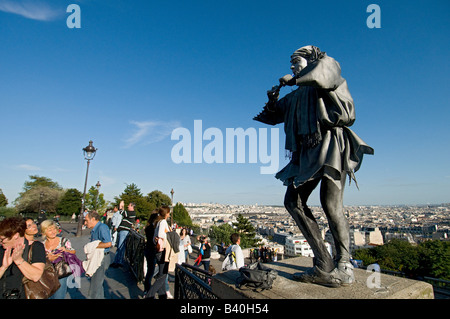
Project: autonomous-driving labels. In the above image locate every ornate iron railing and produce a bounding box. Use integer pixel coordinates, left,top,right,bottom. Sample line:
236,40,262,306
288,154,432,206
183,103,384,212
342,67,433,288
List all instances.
175,263,219,299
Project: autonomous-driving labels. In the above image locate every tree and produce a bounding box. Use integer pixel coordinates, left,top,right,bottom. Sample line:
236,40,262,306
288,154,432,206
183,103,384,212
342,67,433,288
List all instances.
353,247,377,265
15,186,64,214
172,202,192,227
0,189,8,207
14,176,64,214
56,188,82,216
209,223,234,246
0,206,17,217
354,239,449,280
232,214,260,248
375,239,419,276
146,190,172,208
418,240,450,280
21,175,62,193
85,185,106,212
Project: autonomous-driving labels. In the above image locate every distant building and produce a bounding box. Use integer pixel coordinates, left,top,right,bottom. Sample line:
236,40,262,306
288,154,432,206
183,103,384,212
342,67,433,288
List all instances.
284,235,332,258
348,227,384,253
285,236,314,257
273,232,290,245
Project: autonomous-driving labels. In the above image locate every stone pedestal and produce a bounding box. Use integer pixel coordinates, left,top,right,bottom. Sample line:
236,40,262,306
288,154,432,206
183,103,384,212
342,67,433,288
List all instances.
211,256,434,299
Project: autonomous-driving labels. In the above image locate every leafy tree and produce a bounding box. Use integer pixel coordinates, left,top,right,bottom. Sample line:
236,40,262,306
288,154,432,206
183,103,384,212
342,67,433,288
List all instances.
15,186,64,214
418,240,450,280
232,214,260,248
56,188,82,216
146,190,172,208
14,176,63,213
172,202,192,227
353,247,377,265
377,240,418,276
0,206,17,217
0,189,8,207
21,175,62,193
209,223,234,246
354,239,449,280
85,185,106,212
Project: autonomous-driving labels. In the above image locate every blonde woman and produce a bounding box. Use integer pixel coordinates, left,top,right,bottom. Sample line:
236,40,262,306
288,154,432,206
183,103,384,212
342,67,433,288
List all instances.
41,220,76,299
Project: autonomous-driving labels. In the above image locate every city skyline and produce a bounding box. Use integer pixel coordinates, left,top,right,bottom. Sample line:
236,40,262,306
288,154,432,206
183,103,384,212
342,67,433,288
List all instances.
1,1,449,207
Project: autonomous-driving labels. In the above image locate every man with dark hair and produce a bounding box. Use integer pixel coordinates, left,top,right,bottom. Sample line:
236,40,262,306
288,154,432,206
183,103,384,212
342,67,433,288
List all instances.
110,202,136,268
223,233,245,270
84,211,112,299
255,45,373,287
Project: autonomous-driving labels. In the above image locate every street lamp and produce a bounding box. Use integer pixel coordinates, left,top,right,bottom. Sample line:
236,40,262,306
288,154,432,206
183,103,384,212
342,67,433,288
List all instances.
170,188,174,226
76,140,98,237
95,181,101,211
38,192,44,214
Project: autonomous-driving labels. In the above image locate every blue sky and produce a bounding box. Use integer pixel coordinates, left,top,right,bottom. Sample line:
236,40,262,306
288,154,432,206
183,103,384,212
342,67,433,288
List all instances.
0,0,449,206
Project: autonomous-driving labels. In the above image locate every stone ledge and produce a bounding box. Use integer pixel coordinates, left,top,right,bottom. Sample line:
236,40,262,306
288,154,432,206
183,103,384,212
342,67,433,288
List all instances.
211,256,434,299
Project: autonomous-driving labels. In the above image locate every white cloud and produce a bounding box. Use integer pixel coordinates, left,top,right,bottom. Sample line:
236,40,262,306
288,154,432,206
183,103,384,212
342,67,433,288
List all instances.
123,120,181,148
14,164,42,171
0,0,63,21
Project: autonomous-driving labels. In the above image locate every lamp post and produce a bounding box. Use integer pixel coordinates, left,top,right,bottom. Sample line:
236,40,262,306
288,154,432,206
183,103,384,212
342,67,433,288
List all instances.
76,140,97,237
170,188,174,226
38,192,44,214
95,180,101,211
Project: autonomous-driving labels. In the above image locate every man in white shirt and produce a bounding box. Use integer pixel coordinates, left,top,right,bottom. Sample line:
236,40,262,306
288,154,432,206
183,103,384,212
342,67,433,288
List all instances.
223,233,245,270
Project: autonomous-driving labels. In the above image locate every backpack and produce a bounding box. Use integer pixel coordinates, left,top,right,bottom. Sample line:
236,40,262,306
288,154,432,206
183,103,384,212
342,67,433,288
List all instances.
236,262,277,291
222,251,237,271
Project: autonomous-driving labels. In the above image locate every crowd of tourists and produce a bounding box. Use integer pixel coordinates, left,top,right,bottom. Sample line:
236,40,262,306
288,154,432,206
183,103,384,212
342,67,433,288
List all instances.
0,202,249,300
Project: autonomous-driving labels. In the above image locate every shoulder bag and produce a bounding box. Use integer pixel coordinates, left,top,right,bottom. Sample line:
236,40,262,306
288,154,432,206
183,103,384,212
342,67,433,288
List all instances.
22,244,61,299
52,238,73,278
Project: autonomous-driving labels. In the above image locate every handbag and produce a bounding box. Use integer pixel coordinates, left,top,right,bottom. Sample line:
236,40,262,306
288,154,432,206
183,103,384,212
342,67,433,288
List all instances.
52,238,82,278
53,253,73,279
22,245,61,299
155,237,164,252
187,244,193,254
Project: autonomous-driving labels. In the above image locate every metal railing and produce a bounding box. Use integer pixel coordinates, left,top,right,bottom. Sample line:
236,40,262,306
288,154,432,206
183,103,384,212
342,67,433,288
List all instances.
175,263,219,299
